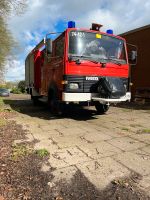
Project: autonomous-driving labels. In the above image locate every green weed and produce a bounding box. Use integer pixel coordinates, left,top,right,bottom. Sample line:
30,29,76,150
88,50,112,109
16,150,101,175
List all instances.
121,127,129,131
0,98,4,106
12,144,32,160
142,129,150,133
36,149,49,157
130,124,143,128
0,119,7,126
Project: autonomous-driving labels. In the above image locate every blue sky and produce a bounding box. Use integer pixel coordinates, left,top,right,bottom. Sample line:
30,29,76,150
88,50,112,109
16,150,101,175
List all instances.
5,0,150,81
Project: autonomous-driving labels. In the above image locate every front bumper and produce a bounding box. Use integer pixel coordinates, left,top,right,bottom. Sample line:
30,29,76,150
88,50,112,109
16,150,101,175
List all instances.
62,92,131,103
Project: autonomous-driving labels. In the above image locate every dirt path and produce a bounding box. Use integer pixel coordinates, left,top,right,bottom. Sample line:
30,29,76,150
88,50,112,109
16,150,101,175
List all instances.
0,94,150,199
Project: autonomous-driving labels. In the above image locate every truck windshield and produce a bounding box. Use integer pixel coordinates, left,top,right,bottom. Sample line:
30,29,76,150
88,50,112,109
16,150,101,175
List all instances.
69,31,127,64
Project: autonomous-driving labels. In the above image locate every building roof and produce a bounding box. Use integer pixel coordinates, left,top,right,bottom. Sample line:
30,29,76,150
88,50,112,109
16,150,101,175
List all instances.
120,24,150,36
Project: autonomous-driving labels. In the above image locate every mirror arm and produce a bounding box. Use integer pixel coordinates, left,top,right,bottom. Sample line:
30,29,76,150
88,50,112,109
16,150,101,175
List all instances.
127,43,138,50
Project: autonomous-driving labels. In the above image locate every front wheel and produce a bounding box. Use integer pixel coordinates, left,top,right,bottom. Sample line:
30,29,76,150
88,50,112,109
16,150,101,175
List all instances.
31,96,39,106
48,90,65,116
94,102,109,114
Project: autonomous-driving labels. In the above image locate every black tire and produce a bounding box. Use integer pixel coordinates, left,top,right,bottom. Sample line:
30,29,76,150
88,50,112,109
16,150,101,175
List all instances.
48,89,64,115
94,102,109,114
31,95,39,106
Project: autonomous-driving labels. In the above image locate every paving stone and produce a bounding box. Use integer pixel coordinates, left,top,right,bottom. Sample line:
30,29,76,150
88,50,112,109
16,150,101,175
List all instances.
41,163,51,172
40,124,66,131
56,120,85,129
30,130,57,141
48,147,91,169
79,124,101,132
133,149,150,160
114,151,150,176
64,146,92,165
77,157,130,189
48,156,69,169
130,133,150,144
141,145,150,154
49,166,78,197
77,141,122,159
81,131,112,143
54,127,87,136
51,166,77,183
12,95,150,193
50,135,85,148
34,139,59,153
93,126,133,138
107,136,145,151
139,174,150,189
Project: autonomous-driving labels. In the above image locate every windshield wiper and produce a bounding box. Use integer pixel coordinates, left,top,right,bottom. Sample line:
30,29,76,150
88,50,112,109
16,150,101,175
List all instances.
107,58,123,66
68,55,99,64
69,55,124,66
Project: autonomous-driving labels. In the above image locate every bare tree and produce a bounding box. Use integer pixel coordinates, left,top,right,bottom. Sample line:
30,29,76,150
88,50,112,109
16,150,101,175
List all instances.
0,0,26,16
0,0,27,81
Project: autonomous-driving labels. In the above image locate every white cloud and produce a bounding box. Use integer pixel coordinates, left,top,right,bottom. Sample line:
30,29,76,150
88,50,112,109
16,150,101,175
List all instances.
9,0,149,40
5,0,150,81
8,0,150,46
24,31,34,42
25,44,34,54
5,59,25,81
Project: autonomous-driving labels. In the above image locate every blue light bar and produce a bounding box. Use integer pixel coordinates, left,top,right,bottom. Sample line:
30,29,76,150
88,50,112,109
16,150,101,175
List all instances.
68,21,75,28
106,29,113,34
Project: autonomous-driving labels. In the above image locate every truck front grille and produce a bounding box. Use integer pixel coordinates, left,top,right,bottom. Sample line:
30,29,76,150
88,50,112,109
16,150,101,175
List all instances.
63,75,129,95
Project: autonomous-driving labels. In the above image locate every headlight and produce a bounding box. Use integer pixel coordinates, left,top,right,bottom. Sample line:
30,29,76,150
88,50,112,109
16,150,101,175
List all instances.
126,92,131,99
69,83,79,90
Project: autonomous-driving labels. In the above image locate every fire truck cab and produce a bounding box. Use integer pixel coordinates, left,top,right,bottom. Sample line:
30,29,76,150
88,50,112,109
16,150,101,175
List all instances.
25,22,136,114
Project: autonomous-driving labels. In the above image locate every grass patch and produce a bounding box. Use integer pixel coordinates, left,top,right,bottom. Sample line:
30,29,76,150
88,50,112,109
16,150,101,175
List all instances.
130,124,143,128
121,108,131,112
35,148,49,157
0,107,14,113
121,127,129,131
142,129,150,134
13,107,21,112
0,98,14,112
12,144,33,160
0,97,4,106
0,119,7,126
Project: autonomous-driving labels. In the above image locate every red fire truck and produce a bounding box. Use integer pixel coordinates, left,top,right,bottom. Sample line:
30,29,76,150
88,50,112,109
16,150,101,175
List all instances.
25,22,136,114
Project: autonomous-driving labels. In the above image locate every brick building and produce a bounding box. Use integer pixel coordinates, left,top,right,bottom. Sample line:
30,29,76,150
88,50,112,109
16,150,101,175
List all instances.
121,24,150,101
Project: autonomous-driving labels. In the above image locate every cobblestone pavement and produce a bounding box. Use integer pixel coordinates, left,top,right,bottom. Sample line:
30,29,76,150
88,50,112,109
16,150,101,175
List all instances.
5,94,150,196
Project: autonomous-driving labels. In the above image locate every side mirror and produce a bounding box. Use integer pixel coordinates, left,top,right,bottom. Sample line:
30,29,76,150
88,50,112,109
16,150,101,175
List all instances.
131,50,137,61
129,50,137,64
46,38,52,55
127,43,137,65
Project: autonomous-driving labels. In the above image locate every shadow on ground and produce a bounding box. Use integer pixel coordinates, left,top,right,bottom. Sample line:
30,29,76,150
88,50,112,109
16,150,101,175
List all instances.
1,98,150,200
52,170,150,200
1,120,149,200
3,98,100,121
115,101,150,111
2,147,150,200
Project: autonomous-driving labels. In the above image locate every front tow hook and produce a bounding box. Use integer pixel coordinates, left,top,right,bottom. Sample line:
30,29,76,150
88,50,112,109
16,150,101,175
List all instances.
101,62,106,68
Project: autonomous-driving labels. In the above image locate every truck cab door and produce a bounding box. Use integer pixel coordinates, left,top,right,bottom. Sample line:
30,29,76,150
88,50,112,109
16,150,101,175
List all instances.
47,34,65,98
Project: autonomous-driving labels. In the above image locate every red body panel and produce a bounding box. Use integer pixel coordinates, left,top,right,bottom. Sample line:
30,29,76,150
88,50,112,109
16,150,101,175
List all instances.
34,50,42,90
64,28,129,78
65,61,129,77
